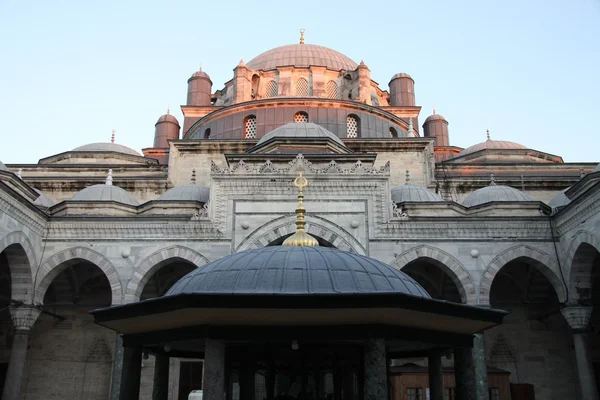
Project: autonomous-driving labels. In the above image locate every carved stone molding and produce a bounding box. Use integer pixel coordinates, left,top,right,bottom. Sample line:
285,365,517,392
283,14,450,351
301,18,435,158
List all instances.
555,189,600,235
561,306,593,332
0,190,46,235
10,304,41,332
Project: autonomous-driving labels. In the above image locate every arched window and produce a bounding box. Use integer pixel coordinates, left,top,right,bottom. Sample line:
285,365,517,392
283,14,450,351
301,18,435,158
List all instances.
389,127,397,138
346,115,360,138
251,74,260,99
244,115,257,139
294,111,308,123
203,128,211,139
326,80,338,99
295,78,309,96
264,80,278,98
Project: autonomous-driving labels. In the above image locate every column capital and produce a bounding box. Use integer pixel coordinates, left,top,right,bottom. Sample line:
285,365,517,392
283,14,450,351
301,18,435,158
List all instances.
10,304,41,332
561,306,593,332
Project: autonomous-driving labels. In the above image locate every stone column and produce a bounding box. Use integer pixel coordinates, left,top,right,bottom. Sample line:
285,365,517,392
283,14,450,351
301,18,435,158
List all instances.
119,344,142,400
204,338,226,400
109,334,124,400
473,334,490,400
153,353,170,400
364,338,388,400
428,351,444,400
454,346,477,400
2,305,41,400
561,306,600,400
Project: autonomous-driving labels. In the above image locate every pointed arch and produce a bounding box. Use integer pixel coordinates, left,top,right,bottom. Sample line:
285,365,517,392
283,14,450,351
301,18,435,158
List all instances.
391,245,475,304
125,246,209,302
565,230,600,302
35,247,123,305
479,245,566,305
0,231,37,303
235,215,366,255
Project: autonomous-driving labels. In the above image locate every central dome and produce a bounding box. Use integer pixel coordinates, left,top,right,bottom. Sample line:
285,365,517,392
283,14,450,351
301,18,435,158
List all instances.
166,246,430,297
246,44,358,72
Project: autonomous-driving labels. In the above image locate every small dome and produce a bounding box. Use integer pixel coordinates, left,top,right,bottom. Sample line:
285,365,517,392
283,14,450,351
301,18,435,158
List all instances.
189,68,211,80
392,185,443,202
71,184,138,206
246,44,358,72
257,123,344,147
390,73,413,81
166,246,431,297
463,185,532,207
157,184,209,202
424,113,447,123
458,139,527,157
73,143,141,157
0,160,8,171
33,189,54,207
156,113,180,125
548,188,571,209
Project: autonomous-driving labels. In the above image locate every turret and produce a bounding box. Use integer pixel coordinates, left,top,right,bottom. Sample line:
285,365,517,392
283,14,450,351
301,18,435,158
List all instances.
422,110,449,146
357,61,372,105
187,67,212,106
153,110,180,148
388,73,415,107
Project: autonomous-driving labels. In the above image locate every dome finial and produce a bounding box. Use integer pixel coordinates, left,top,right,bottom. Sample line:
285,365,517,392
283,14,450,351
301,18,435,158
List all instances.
299,29,305,44
167,106,170,115
191,168,196,184
106,169,113,186
405,170,411,184
283,171,318,247
433,107,436,115
486,129,490,141
111,129,115,144
489,172,496,186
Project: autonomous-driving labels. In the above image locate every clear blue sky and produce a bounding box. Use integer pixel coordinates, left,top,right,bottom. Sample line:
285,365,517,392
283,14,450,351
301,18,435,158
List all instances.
1,0,599,164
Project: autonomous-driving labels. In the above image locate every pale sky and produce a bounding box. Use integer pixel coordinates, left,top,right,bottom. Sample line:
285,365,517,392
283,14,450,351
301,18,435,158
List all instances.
1,0,599,164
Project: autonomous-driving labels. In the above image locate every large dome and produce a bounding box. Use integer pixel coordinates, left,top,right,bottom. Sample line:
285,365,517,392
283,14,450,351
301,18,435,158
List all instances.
73,142,141,157
463,185,532,207
257,123,344,147
458,139,527,157
246,44,358,72
166,246,431,297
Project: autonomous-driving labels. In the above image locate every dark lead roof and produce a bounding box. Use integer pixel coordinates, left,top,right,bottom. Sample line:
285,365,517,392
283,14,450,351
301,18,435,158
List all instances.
167,246,431,297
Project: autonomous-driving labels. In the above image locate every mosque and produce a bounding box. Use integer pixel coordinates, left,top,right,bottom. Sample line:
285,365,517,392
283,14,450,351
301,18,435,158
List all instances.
0,32,599,400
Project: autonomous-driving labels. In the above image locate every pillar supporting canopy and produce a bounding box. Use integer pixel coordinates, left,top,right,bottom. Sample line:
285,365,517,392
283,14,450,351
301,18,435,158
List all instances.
10,304,41,332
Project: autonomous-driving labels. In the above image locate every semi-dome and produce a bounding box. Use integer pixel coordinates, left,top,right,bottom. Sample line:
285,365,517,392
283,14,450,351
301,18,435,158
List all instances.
458,138,527,157
71,184,138,206
157,184,209,202
33,189,54,207
166,246,431,297
548,188,571,209
257,123,344,147
463,185,532,207
0,160,7,171
246,44,358,72
72,142,142,157
392,185,443,202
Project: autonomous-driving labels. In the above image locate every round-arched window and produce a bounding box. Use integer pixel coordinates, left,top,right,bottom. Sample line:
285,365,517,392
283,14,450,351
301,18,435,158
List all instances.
264,80,278,98
389,127,398,138
204,128,211,139
294,112,308,123
326,81,338,99
346,115,360,138
295,78,309,96
244,115,257,139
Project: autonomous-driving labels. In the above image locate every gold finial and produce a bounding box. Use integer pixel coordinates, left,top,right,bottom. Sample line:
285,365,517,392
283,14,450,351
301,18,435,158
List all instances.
299,29,305,44
111,129,115,143
283,171,318,247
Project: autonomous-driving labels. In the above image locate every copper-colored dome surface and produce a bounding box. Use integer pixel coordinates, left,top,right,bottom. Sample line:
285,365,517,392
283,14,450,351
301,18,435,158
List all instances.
458,139,527,157
246,44,358,71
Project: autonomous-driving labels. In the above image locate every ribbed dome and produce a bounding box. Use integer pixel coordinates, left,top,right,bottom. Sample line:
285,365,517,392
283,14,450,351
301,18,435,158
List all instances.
424,113,447,123
166,246,431,297
246,44,358,72
189,68,211,80
156,114,180,125
392,185,443,202
463,185,532,207
548,188,571,208
33,189,54,207
458,139,527,157
158,184,209,202
257,123,344,147
0,161,7,171
390,73,413,81
73,143,141,157
71,184,138,205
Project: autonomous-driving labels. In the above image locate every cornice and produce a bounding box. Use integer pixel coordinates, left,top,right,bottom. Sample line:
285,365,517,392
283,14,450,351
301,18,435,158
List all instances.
0,186,47,235
554,185,600,235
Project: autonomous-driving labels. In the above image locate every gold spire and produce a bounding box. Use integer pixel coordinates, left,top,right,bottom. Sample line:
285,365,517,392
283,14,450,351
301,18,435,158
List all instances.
299,29,305,44
282,171,318,247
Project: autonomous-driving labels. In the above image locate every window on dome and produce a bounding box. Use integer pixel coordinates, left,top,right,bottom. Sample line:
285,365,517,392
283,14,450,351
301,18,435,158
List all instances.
326,80,338,99
389,127,398,138
294,112,308,123
346,115,360,138
203,128,211,139
295,78,309,97
264,80,278,98
244,115,257,139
